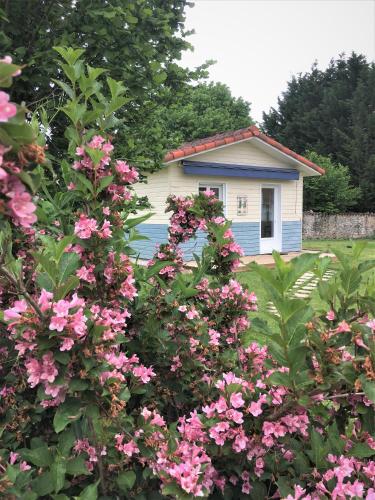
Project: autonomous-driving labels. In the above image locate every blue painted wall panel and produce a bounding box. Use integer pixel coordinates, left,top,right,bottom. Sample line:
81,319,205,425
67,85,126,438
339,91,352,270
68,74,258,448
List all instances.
131,223,261,260
282,221,302,252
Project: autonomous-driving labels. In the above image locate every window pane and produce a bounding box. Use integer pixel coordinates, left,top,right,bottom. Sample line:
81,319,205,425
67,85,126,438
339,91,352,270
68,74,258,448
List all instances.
199,185,223,201
261,188,274,238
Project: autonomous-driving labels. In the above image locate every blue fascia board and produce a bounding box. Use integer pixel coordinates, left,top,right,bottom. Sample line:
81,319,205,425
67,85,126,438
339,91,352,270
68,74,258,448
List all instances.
183,160,299,180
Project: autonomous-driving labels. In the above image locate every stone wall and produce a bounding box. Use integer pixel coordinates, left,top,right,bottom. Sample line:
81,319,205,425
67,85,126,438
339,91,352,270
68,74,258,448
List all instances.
303,212,375,240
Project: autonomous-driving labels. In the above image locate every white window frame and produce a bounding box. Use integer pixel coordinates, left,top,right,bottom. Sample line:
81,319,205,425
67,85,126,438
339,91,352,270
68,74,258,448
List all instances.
198,182,227,216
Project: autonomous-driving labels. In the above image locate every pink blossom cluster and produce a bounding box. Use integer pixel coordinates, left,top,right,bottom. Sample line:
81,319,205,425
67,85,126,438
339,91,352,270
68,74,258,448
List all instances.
74,213,112,240
0,172,37,227
0,91,16,122
74,438,107,472
198,279,257,345
143,411,217,496
48,293,87,350
282,456,375,500
167,195,199,245
100,350,155,385
73,136,138,204
147,243,184,280
103,251,137,301
90,304,131,341
74,135,114,177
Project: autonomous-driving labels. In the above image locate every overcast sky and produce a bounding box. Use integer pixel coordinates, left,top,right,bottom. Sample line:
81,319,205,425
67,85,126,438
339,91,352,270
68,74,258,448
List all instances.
180,0,375,123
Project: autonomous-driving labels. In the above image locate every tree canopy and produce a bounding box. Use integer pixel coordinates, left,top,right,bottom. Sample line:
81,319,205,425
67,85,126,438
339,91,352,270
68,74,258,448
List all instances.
263,53,375,212
0,0,209,170
149,82,253,151
303,151,361,213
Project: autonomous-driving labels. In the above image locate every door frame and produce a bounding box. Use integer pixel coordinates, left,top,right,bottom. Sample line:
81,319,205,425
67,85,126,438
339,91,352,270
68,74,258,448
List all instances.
259,183,282,254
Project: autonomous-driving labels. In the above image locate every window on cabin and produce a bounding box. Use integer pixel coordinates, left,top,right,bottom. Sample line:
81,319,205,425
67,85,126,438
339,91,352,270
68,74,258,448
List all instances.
198,183,223,201
198,183,226,214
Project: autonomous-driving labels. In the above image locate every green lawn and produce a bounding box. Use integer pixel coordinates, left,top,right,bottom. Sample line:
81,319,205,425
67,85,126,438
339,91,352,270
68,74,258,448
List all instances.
238,239,375,318
303,238,375,260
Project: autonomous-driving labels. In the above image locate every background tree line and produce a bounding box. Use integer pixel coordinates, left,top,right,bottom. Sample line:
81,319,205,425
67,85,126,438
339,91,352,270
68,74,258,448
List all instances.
1,1,374,212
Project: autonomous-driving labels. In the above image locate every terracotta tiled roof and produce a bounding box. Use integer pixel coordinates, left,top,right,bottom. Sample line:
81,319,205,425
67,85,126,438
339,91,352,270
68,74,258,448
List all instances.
164,125,325,175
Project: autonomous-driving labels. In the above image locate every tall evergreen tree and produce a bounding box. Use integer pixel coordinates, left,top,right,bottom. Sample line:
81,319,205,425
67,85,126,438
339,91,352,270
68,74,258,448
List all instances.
263,53,375,211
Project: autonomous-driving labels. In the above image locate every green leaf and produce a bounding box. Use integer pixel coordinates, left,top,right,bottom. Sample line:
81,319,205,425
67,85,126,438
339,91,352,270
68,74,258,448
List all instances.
73,171,94,195
58,252,81,284
117,470,136,491
97,175,113,194
52,79,75,99
85,146,105,166
36,272,55,292
51,458,66,493
33,252,58,285
58,427,76,455
76,480,99,500
53,46,85,65
21,445,53,467
55,236,75,263
66,456,91,476
53,399,82,433
124,213,153,230
361,377,375,403
349,442,375,458
54,276,80,300
32,471,54,496
69,379,89,391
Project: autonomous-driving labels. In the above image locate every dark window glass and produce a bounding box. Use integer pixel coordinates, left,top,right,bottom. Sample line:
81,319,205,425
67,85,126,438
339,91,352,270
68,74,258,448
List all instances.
261,188,274,238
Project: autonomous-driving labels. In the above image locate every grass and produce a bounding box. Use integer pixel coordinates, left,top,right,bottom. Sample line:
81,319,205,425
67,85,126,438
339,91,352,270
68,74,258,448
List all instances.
238,239,375,319
303,239,375,261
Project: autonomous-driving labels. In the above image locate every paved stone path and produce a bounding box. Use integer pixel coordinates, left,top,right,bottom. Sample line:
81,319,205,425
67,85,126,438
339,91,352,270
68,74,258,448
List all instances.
266,269,336,315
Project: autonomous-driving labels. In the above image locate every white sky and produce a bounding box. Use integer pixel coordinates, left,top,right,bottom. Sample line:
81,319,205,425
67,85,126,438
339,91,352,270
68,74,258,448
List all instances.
180,0,375,123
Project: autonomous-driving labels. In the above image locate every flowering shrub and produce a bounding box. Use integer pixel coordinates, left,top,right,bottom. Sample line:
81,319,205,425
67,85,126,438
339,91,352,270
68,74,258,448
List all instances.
0,49,374,499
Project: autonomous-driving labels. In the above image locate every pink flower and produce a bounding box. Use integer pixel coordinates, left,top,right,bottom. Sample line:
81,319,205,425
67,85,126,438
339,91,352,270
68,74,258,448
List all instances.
346,480,364,499
53,299,71,317
336,320,351,333
9,452,19,465
60,337,74,351
74,214,98,239
6,184,37,227
0,91,17,122
208,329,220,346
77,265,96,284
150,412,166,427
120,274,137,300
19,461,31,471
226,409,244,424
366,319,375,331
326,310,335,321
141,407,152,420
132,365,155,384
4,299,28,321
49,316,68,332
25,358,43,388
230,392,245,409
38,289,53,312
248,400,263,417
98,219,112,239
115,160,139,184
186,306,199,320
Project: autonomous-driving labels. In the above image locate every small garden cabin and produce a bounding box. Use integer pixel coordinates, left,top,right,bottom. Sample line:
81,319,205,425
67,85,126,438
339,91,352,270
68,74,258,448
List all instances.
133,126,324,260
